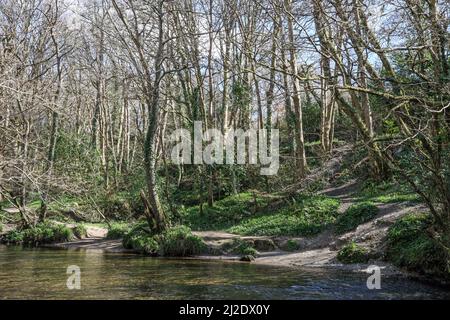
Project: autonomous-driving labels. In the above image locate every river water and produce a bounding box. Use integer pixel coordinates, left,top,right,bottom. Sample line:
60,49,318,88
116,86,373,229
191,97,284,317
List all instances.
0,245,448,299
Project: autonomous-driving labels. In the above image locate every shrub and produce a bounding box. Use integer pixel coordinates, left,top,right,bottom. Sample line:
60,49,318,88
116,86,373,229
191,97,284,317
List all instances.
241,247,258,256
2,229,24,243
122,221,157,254
335,202,379,234
123,232,159,254
73,224,87,239
226,239,258,257
1,222,73,245
158,225,206,256
386,213,449,279
123,222,206,257
107,223,130,239
337,242,370,264
25,223,73,244
285,239,300,251
98,194,132,220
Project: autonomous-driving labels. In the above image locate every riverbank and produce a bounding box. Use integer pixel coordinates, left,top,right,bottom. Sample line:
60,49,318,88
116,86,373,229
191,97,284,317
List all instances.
2,179,446,286
39,220,408,278
3,214,445,286
44,225,447,288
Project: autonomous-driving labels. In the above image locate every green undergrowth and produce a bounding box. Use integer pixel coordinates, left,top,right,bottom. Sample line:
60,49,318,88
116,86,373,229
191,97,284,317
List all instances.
227,194,340,236
335,202,379,234
337,241,370,264
181,191,340,237
73,224,87,238
284,239,301,251
106,222,131,239
4,191,146,225
386,213,449,280
181,191,277,231
221,239,259,257
356,180,420,204
0,222,74,245
123,222,206,256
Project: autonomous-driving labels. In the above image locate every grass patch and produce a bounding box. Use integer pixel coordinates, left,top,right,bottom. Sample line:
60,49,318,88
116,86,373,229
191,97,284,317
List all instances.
123,222,206,256
73,223,87,238
228,195,340,236
106,222,130,239
0,222,73,245
386,213,449,279
181,191,275,230
356,181,420,204
337,242,370,264
335,202,379,234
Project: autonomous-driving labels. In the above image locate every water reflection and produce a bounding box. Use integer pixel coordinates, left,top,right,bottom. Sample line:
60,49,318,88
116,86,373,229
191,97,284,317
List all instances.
0,245,448,299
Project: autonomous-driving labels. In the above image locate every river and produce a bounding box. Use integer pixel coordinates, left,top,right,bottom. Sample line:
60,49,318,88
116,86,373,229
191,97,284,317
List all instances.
0,245,448,299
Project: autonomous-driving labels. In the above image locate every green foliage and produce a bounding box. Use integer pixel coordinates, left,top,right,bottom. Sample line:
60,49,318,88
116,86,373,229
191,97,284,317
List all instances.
386,213,449,279
46,195,78,212
183,192,339,236
1,222,73,245
122,221,156,253
106,222,131,239
337,242,370,264
123,231,159,255
2,229,23,243
181,192,274,230
172,189,203,207
157,225,206,256
357,180,419,204
335,202,379,234
123,222,206,257
240,246,258,256
382,119,400,135
228,195,340,236
231,81,251,110
331,147,368,185
53,131,102,189
285,239,300,251
225,239,258,257
0,223,3,234
73,224,87,239
96,193,133,220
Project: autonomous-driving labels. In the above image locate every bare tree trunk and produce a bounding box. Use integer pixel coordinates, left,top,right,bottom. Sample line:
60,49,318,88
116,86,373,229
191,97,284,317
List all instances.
285,0,307,179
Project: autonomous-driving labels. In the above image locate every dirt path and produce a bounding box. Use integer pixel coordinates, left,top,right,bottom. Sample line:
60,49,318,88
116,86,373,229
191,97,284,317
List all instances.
3,179,422,274
41,224,130,252
241,179,422,269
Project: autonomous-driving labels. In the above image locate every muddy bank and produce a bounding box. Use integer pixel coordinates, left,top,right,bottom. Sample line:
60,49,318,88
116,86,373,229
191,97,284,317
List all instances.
42,225,405,279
